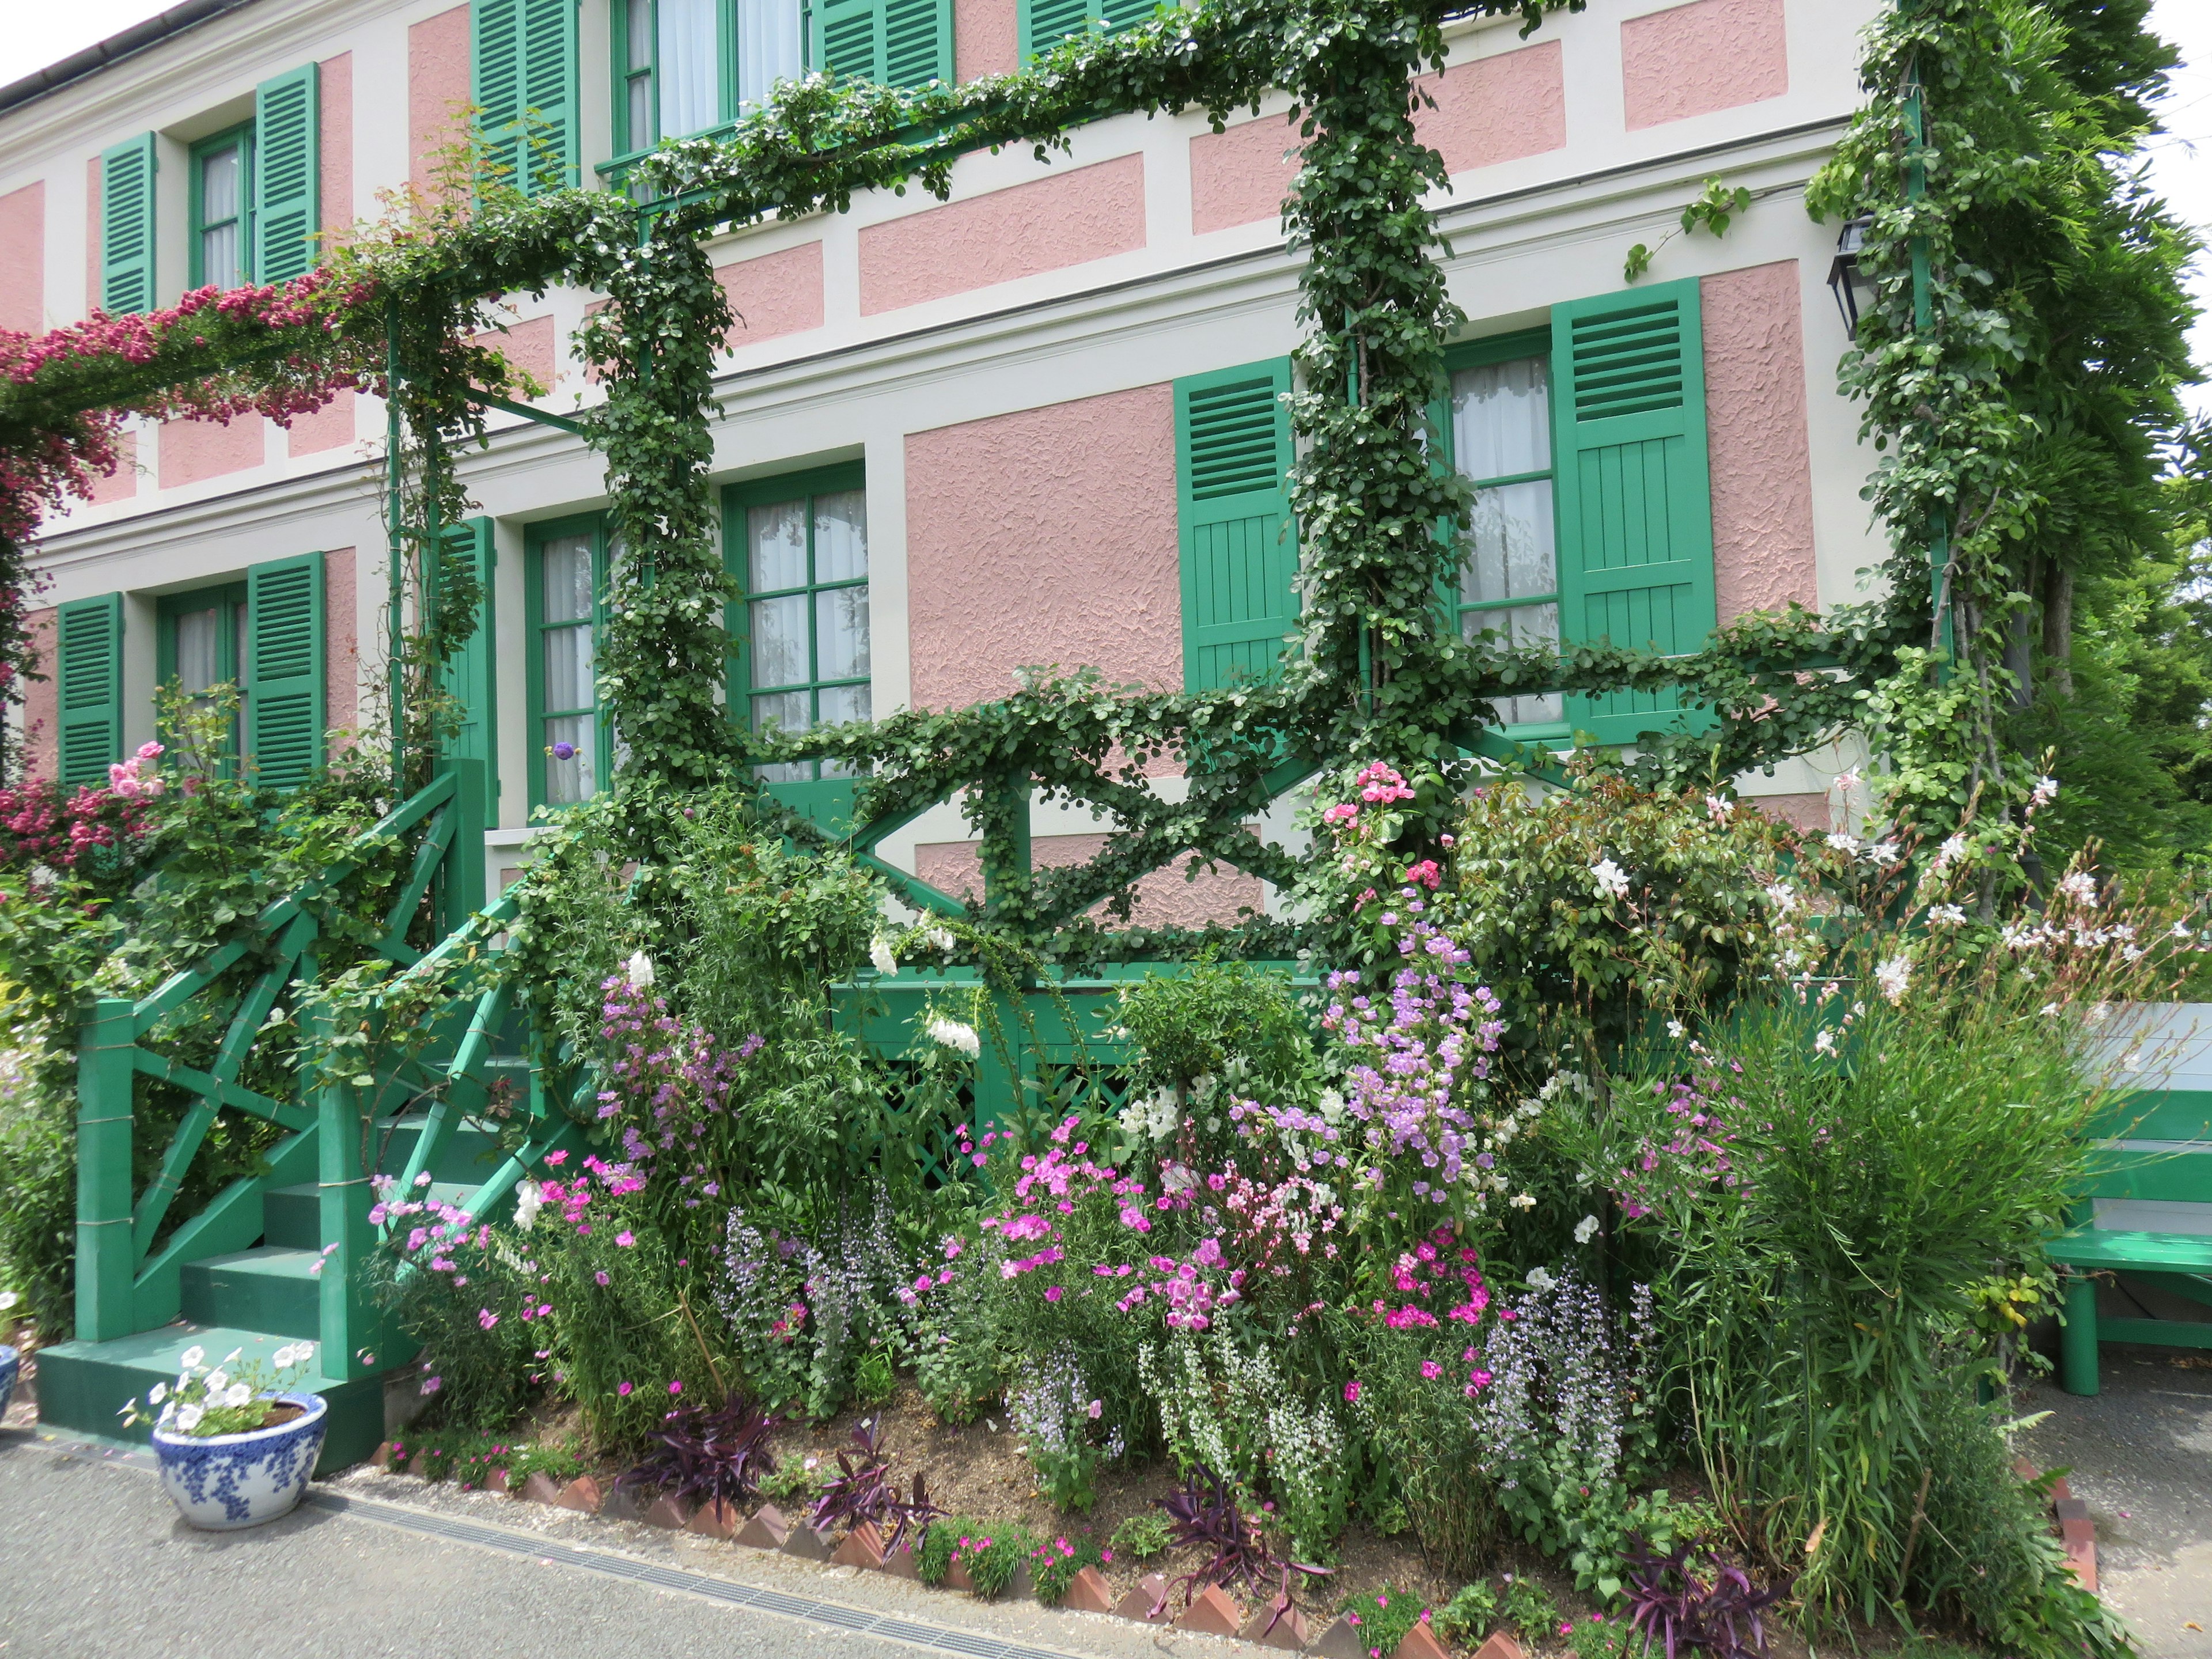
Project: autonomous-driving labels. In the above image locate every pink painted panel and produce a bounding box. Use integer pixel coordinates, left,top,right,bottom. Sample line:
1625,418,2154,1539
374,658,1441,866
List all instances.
1413,40,1566,176
915,834,1265,928
409,5,473,200
286,391,358,457
955,0,1018,79
22,607,56,780
472,314,560,393
320,52,354,243
906,382,1180,709
859,154,1145,315
1621,0,1788,130
715,242,825,349
160,414,263,488
1701,262,1816,622
84,156,100,316
1751,791,1827,833
86,430,138,505
0,182,46,334
1188,113,1301,236
324,547,358,740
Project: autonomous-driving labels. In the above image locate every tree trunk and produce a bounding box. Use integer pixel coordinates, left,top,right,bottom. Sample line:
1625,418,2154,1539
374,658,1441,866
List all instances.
2005,556,2038,709
2042,563,2076,700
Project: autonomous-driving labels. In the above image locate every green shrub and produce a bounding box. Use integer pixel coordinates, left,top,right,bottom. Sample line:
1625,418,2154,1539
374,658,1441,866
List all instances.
1108,1510,1172,1561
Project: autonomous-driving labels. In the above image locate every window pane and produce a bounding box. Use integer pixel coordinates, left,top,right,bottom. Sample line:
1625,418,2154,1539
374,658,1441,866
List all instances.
736,0,804,108
747,500,807,592
813,489,867,584
200,143,241,224
816,682,871,778
543,714,596,804
658,0,719,136
1460,601,1562,726
627,74,654,148
748,594,809,688
543,623,596,713
816,584,870,681
200,222,242,291
751,687,808,734
175,608,221,694
1451,355,1550,480
627,0,654,67
1461,479,1556,606
540,535,595,623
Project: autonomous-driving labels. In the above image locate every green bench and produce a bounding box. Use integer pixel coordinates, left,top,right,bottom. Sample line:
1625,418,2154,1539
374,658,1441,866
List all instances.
2050,1084,2212,1396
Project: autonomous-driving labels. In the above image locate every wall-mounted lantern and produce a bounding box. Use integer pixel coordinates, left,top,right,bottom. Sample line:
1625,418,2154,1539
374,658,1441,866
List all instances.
1827,215,1878,337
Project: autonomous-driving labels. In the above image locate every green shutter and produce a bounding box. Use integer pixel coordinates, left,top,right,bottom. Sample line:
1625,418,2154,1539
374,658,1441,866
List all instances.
1019,0,1153,58
1176,359,1298,692
245,554,324,789
1550,279,1717,746
252,65,319,283
816,0,953,87
475,0,578,196
440,519,499,804
57,594,124,787
99,134,157,313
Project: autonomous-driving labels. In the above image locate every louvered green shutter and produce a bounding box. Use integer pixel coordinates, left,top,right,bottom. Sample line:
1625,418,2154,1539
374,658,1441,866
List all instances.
1177,359,1298,692
99,135,157,313
816,0,954,87
57,594,124,787
440,519,499,802
252,65,319,283
245,555,324,789
475,0,578,197
1550,279,1717,746
1020,0,1154,57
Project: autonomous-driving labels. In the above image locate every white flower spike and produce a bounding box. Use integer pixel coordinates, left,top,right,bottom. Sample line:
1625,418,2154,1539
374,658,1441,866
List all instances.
626,950,655,988
869,935,898,977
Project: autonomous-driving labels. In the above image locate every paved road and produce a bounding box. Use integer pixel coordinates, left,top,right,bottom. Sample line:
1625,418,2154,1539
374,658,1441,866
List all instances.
0,1434,994,1659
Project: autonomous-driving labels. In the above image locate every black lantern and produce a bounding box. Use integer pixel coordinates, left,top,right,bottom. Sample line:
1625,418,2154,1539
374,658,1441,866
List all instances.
1827,215,1877,338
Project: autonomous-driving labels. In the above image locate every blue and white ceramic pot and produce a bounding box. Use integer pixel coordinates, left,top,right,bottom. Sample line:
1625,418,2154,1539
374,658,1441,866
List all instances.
152,1391,327,1530
0,1344,17,1420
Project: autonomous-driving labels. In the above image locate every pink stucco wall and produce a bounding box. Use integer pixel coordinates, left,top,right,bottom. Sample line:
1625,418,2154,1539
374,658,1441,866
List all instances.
86,431,138,505
1621,0,1788,130
160,415,263,487
473,314,559,393
1701,262,1817,621
410,5,473,200
0,183,44,334
1753,792,1828,833
956,0,1018,79
286,392,358,457
716,242,825,349
320,52,354,243
859,154,1145,315
22,607,56,780
84,156,99,316
915,834,1266,929
325,547,358,739
907,383,1180,709
1413,40,1567,175
1187,41,1565,234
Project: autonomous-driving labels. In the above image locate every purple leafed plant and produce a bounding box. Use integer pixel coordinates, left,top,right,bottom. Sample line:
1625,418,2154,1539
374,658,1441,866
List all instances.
810,1416,944,1550
1624,1536,1784,1659
1152,1465,1330,1618
619,1396,779,1509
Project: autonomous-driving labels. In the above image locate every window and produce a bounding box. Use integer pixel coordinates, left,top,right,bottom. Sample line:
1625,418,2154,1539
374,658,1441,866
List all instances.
726,465,870,785
1448,334,1563,729
191,127,252,291
527,517,610,807
158,582,249,756
613,0,805,153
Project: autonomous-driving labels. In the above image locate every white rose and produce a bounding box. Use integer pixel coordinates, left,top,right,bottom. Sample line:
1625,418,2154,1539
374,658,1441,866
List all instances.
1573,1215,1600,1245
1525,1266,1556,1291
1591,858,1631,900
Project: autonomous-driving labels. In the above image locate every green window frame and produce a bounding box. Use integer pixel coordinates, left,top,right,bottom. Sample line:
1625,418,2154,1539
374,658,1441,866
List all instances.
723,463,870,816
1176,358,1298,693
190,124,255,291
525,514,612,810
157,581,249,760
1018,0,1156,61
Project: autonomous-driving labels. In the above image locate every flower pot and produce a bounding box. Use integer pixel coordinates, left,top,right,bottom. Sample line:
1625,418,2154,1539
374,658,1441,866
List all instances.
152,1391,328,1530
0,1344,17,1420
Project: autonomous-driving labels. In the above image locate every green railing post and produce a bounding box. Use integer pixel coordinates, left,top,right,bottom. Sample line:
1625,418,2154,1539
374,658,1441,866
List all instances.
440,756,487,937
75,997,138,1342
311,1002,378,1377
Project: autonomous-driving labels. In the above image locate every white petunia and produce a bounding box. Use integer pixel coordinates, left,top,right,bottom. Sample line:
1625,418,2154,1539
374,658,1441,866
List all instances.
625,950,655,988
1573,1215,1600,1245
223,1384,252,1409
869,935,898,978
179,1346,205,1369
926,1018,981,1059
175,1404,204,1433
1591,858,1631,900
1874,956,1911,1005
204,1369,229,1395
148,1382,167,1405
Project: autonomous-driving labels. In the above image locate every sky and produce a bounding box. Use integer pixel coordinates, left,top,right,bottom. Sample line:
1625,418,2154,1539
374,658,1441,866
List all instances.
3,0,2210,419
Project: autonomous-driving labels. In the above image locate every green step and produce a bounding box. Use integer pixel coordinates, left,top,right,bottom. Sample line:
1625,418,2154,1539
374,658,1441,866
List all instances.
33,1323,386,1474
369,1115,511,1187
179,1248,323,1337
263,1181,477,1250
